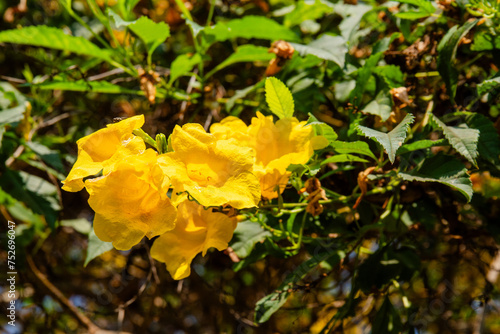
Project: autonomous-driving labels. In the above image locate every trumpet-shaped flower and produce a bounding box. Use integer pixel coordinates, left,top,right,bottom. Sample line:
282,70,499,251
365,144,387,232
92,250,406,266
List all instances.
210,112,328,199
157,124,261,209
85,149,177,250
150,200,236,280
62,115,146,192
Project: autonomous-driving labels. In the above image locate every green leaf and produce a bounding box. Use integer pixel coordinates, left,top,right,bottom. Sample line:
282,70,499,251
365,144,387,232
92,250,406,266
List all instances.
265,77,295,119
128,16,170,57
0,26,115,63
230,219,272,258
307,113,338,144
330,141,378,160
471,30,500,51
464,113,500,164
362,90,393,122
395,0,435,13
397,138,448,154
206,45,274,79
203,16,299,44
117,0,140,20
26,141,64,172
477,76,500,97
357,113,415,163
84,227,114,267
350,52,384,107
186,19,205,38
395,11,432,19
399,154,473,202
169,53,202,84
34,80,146,95
0,82,28,126
60,218,92,235
372,296,403,334
0,170,60,228
107,8,134,28
437,19,478,102
255,250,340,323
290,35,347,68
283,0,333,27
321,154,369,165
430,114,479,165
373,65,405,89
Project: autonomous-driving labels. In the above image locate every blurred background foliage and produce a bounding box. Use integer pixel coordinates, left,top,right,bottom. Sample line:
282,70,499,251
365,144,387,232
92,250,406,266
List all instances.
1,0,500,333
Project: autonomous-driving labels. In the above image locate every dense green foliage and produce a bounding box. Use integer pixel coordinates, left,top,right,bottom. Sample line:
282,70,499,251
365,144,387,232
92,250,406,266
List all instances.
1,0,500,332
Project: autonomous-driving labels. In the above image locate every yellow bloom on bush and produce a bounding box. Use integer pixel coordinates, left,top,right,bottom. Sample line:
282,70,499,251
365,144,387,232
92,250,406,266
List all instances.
150,200,236,280
210,112,328,199
157,123,261,209
85,149,177,250
62,115,146,192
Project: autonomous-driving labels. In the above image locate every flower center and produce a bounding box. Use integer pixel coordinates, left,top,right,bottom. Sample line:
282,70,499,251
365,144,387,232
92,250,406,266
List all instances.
186,163,220,187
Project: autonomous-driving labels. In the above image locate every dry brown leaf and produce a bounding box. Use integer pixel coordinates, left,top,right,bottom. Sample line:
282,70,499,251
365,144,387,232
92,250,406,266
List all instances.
353,166,377,209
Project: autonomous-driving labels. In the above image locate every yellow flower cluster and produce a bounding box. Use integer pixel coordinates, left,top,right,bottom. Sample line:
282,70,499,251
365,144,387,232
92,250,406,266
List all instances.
63,113,326,279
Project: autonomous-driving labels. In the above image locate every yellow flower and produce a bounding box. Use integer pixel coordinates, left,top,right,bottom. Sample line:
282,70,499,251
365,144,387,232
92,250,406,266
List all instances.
62,115,146,192
150,200,236,280
210,112,328,199
85,149,177,250
157,124,261,209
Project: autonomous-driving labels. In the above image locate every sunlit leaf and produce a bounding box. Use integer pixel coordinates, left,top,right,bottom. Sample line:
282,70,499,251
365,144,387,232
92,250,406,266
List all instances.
265,77,295,119
0,26,115,63
128,16,170,57
330,141,378,160
430,113,479,165
362,90,393,122
291,35,346,68
84,228,114,267
169,53,203,84
357,114,415,163
399,154,473,202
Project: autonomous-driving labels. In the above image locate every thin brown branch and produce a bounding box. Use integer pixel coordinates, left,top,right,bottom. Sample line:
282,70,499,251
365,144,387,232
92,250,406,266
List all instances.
26,254,101,334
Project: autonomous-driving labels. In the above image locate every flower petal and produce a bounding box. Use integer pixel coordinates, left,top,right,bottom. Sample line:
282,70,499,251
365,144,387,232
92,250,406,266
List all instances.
151,201,236,280
86,149,176,250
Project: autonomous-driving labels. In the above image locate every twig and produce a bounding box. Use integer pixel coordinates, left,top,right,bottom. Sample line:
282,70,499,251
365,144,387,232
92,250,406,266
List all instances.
26,254,101,334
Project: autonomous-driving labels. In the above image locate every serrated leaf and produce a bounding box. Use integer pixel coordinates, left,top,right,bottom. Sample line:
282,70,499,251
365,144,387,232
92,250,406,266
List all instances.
399,154,473,202
362,90,393,122
203,16,299,44
265,77,295,119
34,80,147,95
397,138,448,154
129,16,170,57
437,19,478,102
290,35,347,68
255,250,340,323
321,154,369,165
430,114,479,165
85,227,114,267
230,219,272,258
358,114,415,163
330,141,378,160
464,113,500,164
477,77,500,97
0,26,115,63
169,53,202,84
206,45,274,79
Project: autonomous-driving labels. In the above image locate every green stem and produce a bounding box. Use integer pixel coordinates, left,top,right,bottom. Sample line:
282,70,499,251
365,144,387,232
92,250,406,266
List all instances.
206,0,216,26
